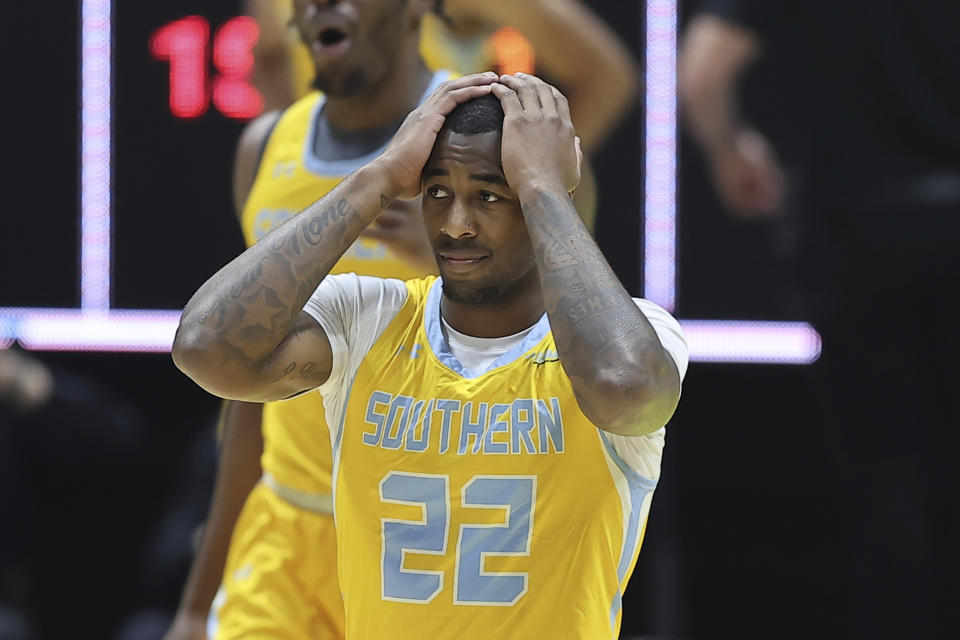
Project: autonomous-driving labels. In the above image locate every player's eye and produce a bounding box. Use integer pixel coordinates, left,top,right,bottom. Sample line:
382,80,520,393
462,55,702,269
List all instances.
479,190,502,203
426,185,450,199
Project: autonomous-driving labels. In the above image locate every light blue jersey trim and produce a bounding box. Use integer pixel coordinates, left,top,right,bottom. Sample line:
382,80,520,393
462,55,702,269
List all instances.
302,70,453,177
598,431,657,630
206,609,217,640
206,585,226,640
424,278,551,379
330,368,362,528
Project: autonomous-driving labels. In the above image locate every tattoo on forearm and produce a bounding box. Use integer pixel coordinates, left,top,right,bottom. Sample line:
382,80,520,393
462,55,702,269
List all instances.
541,237,579,270
522,190,670,418
187,196,362,372
286,198,353,255
565,293,619,324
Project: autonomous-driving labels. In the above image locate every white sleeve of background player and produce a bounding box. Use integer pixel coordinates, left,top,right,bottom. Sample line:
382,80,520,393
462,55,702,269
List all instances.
605,298,689,482
301,274,409,444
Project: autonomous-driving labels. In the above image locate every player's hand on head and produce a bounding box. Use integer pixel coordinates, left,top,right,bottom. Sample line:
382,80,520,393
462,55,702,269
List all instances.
492,74,581,195
376,72,498,201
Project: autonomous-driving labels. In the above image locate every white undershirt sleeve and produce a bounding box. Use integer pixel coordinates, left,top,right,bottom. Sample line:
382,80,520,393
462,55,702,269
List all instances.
301,274,409,445
605,298,690,482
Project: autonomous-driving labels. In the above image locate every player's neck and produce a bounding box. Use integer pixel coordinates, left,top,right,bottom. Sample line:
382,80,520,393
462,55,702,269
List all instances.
324,47,433,132
440,275,545,339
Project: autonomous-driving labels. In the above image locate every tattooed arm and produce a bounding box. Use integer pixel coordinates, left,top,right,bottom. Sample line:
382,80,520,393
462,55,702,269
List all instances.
493,75,681,436
173,74,498,401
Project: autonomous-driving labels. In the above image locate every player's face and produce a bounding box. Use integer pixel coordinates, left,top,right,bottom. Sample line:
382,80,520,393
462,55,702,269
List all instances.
421,130,538,306
292,0,420,97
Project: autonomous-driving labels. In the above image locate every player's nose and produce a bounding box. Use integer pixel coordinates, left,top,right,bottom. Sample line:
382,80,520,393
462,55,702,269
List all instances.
439,199,478,239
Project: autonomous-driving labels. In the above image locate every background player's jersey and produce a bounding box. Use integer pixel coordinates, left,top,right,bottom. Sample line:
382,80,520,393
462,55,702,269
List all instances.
304,275,688,639
241,70,450,496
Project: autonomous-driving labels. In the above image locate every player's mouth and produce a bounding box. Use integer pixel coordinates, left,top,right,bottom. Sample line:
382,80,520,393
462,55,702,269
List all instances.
313,27,352,59
438,252,491,270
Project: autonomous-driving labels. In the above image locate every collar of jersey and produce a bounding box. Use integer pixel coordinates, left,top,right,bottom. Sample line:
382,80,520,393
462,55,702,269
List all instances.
302,69,454,177
425,278,551,379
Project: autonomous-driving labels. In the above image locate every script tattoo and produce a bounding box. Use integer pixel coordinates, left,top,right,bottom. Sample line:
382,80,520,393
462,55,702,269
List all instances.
190,197,358,374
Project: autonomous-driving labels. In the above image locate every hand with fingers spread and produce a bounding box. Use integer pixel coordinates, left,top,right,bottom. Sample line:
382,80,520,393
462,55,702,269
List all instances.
375,72,500,200
491,74,582,196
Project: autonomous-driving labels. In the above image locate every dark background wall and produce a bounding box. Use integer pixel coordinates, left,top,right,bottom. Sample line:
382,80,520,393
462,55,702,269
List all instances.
2,2,835,637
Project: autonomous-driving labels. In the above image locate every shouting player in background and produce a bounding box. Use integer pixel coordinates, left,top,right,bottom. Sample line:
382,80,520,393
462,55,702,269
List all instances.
173,73,687,639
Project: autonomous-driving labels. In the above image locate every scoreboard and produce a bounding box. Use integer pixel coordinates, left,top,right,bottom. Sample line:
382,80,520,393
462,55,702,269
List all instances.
0,0,820,363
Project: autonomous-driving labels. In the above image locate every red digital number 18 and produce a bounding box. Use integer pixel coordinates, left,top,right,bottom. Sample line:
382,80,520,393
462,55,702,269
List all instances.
150,15,264,120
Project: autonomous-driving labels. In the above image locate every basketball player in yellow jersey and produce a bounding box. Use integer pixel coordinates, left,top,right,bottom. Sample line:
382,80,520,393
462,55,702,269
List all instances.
174,73,688,638
164,2,451,639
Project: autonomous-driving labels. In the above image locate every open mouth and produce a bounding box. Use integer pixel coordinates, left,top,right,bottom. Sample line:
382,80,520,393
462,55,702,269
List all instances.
312,26,352,59
318,28,347,47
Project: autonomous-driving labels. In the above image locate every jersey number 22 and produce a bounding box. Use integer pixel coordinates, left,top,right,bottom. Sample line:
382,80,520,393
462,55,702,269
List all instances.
379,471,536,606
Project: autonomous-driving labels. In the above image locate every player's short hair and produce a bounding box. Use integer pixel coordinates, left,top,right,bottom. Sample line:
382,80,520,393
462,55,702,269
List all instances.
443,94,504,136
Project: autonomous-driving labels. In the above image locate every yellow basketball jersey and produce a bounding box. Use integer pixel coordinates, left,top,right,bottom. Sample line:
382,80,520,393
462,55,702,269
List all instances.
242,72,450,495
329,277,658,639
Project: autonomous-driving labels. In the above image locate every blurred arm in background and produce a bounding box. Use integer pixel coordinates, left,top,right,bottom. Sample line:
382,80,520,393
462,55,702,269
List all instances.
244,0,302,112
450,0,639,154
447,0,639,232
678,13,784,218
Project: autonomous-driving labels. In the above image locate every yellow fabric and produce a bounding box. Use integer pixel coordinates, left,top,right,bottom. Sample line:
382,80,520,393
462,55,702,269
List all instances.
210,483,343,640
242,91,431,497
332,277,656,639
